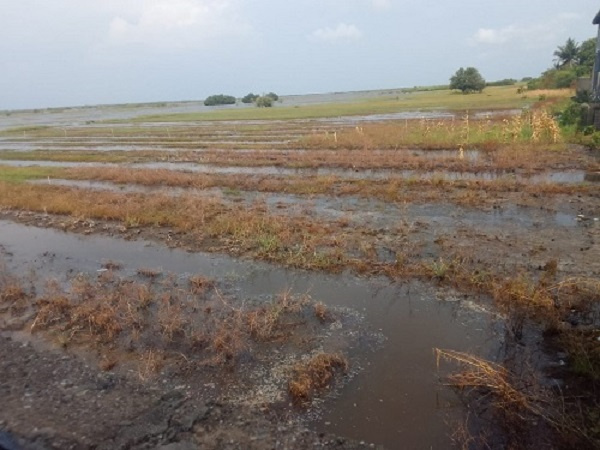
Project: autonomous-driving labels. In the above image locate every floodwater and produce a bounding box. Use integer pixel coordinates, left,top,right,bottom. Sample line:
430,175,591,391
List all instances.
31,179,578,230
3,159,594,184
0,220,498,449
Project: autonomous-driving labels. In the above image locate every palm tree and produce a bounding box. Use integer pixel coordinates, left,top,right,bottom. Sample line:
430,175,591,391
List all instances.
553,38,580,68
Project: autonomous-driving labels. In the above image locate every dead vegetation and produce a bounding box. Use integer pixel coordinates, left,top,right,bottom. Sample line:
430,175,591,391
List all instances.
0,268,29,314
435,348,599,449
0,266,344,394
288,353,349,404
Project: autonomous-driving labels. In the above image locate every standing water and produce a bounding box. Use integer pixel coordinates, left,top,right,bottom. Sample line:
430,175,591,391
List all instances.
0,220,499,448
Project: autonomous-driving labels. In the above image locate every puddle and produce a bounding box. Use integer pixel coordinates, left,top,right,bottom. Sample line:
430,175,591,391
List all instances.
0,140,291,152
31,179,162,194
312,109,520,125
0,160,119,169
408,148,481,161
0,220,499,449
0,144,172,153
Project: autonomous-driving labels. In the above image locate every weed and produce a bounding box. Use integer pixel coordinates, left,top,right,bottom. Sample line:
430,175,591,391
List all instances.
313,302,331,323
189,274,215,294
137,267,162,278
435,349,567,445
430,258,449,280
102,260,122,270
138,349,164,381
288,353,348,404
0,277,27,305
157,294,187,341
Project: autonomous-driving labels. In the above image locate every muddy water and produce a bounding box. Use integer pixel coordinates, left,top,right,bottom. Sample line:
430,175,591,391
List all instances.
314,109,521,125
0,139,292,148
0,143,172,152
4,159,593,184
0,220,498,449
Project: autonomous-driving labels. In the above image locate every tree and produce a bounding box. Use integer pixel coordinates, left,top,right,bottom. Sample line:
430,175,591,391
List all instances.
449,67,486,93
265,92,279,102
241,93,259,104
553,38,580,68
255,96,273,107
577,38,596,73
204,94,236,106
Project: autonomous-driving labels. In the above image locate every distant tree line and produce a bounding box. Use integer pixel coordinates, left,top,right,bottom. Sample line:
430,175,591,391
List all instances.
486,78,517,87
204,92,280,107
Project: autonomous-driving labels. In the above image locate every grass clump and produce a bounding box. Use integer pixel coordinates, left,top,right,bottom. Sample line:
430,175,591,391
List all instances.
1,264,343,388
288,353,348,404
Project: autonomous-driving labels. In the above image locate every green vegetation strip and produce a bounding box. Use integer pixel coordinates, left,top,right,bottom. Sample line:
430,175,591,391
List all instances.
126,86,566,122
0,166,62,184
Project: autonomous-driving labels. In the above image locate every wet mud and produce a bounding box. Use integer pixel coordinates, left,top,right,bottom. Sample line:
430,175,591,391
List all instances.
0,221,497,449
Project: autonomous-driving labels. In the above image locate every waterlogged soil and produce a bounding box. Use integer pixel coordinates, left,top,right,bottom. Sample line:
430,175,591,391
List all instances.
0,100,483,132
2,104,600,448
0,220,499,449
30,178,583,230
3,158,596,184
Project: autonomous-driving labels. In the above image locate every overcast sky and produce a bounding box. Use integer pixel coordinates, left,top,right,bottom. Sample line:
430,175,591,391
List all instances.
1,0,598,110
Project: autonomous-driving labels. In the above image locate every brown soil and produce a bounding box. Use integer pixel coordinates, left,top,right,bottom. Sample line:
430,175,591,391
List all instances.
0,335,368,450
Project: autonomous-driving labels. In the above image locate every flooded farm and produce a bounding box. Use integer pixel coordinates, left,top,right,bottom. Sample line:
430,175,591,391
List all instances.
0,103,599,449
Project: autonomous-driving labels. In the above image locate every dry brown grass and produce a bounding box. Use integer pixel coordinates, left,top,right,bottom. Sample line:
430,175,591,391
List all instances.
299,112,565,151
313,302,331,323
189,274,215,294
0,275,27,305
434,348,570,448
245,290,309,341
1,263,344,381
435,347,600,448
288,353,348,404
136,267,162,278
436,349,550,417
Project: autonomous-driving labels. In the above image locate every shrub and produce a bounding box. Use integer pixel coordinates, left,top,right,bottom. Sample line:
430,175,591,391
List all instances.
204,94,236,106
256,96,273,108
241,93,258,104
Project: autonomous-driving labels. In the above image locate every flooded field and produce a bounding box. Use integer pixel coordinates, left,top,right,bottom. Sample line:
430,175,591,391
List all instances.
1,102,599,449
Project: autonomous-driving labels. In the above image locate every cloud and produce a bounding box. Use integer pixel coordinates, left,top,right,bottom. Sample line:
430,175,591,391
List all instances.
470,13,581,48
472,26,517,45
371,0,392,10
107,0,251,49
310,23,363,43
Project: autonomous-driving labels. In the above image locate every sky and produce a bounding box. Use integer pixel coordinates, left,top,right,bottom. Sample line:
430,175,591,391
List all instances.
1,0,598,110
